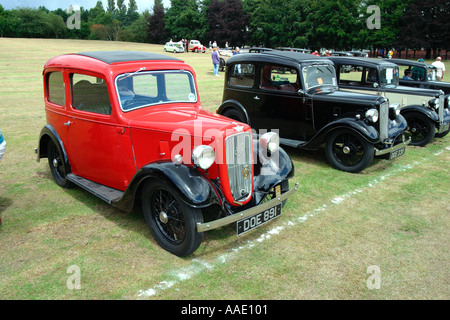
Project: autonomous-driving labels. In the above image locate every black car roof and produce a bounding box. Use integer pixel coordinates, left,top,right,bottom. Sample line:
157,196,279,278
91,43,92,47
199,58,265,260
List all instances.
227,50,332,66
327,56,397,68
384,58,429,68
76,51,182,64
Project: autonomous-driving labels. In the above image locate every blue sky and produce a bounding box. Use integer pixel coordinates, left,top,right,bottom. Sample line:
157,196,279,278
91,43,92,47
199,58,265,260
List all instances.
0,0,171,12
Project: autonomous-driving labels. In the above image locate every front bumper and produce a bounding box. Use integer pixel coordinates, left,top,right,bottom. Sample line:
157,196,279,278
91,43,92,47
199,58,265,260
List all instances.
196,183,299,232
375,134,411,156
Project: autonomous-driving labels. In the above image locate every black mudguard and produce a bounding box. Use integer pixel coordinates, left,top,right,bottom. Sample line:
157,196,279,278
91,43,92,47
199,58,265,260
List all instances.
114,162,221,212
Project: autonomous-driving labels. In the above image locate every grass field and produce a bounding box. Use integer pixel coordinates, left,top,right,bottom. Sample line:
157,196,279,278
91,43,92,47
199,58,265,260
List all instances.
0,38,449,300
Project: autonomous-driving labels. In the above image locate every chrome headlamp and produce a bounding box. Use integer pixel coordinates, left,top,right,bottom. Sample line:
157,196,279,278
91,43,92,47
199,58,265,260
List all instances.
365,109,379,123
260,132,280,153
192,145,215,170
428,98,440,110
389,103,401,117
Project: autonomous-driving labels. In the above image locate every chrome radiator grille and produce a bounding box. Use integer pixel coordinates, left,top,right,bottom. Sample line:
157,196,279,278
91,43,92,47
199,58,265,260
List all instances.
439,94,444,124
379,101,389,142
225,132,253,202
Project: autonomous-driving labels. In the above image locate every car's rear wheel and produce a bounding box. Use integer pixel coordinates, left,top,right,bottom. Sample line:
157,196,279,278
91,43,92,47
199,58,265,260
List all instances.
47,140,72,188
404,112,435,146
142,179,204,257
325,129,374,173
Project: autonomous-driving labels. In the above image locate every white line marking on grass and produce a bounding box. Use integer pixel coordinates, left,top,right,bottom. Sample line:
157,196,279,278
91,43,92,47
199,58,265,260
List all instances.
137,147,449,298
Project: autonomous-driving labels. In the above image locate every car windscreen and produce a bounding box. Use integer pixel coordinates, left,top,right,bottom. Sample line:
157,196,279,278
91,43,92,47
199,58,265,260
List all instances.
302,64,338,93
116,70,197,112
380,66,399,88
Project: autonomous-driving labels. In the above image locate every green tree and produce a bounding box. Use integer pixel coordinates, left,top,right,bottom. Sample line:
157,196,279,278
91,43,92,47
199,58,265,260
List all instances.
306,0,363,50
147,0,168,44
362,0,413,54
207,0,249,47
165,0,207,40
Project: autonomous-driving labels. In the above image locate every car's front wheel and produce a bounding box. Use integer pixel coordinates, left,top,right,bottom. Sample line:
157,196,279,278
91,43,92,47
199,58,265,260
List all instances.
221,108,247,124
404,112,435,147
142,179,204,257
325,129,374,173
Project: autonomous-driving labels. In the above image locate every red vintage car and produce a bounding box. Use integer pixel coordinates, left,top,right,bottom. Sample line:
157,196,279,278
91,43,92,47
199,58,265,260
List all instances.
36,51,297,256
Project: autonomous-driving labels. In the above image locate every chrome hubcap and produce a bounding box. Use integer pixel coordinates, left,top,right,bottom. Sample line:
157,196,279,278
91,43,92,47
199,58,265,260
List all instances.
343,146,351,154
159,211,169,224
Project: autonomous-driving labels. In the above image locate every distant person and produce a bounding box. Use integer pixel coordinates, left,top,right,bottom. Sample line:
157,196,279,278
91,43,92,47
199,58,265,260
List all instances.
311,50,319,56
432,57,446,81
0,126,5,161
212,47,220,76
402,70,413,80
233,47,240,55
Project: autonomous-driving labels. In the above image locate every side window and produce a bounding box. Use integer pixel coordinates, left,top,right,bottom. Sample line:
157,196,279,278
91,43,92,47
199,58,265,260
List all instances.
47,72,65,106
338,64,363,85
228,64,255,88
365,67,378,85
71,74,111,115
260,65,299,92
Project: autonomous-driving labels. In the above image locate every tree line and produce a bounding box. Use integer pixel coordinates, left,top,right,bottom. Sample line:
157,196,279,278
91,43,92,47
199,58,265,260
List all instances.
0,0,448,58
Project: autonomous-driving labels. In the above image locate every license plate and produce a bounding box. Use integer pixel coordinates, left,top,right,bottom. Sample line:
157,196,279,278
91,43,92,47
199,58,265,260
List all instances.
439,123,449,133
389,147,405,160
237,203,282,235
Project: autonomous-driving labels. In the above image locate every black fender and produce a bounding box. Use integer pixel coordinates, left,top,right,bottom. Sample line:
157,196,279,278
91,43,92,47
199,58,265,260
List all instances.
37,124,71,171
400,105,439,124
217,100,251,125
301,117,380,150
114,161,220,212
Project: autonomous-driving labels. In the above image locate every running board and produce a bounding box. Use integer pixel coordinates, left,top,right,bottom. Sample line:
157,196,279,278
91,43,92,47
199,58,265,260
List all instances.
279,138,305,148
67,173,124,204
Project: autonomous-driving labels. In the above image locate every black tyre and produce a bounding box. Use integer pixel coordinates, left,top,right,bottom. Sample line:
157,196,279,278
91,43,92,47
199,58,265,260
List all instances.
325,129,374,173
47,140,72,188
404,112,436,147
142,180,204,257
221,108,247,123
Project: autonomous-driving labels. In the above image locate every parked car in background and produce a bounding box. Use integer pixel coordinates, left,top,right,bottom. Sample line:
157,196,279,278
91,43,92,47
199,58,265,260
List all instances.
164,41,185,53
329,56,450,146
218,51,410,173
37,51,297,256
348,51,369,58
330,51,353,57
188,40,206,53
386,58,450,94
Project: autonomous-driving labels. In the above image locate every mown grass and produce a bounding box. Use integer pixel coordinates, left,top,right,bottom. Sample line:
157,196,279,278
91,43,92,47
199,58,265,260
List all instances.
0,38,448,300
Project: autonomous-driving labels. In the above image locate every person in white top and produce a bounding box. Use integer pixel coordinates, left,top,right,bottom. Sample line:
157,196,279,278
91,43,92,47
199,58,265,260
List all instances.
432,56,446,81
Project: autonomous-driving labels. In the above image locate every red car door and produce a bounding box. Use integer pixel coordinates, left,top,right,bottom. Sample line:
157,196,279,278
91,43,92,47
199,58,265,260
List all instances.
65,71,130,191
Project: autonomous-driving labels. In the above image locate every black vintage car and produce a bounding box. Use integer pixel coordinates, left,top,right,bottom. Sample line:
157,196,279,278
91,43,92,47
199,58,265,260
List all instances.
217,51,410,173
386,58,450,94
329,56,450,146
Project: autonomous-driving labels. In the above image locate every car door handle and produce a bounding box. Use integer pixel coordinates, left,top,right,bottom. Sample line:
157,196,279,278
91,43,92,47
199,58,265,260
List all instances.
254,96,260,100
64,121,73,126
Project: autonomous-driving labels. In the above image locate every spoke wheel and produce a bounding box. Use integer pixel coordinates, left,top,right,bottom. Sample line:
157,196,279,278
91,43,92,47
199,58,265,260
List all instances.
325,130,374,173
404,112,435,146
142,180,203,257
47,140,71,188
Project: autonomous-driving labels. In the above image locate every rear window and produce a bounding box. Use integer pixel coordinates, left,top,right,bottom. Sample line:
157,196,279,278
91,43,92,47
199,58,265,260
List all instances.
228,64,255,88
47,72,65,106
